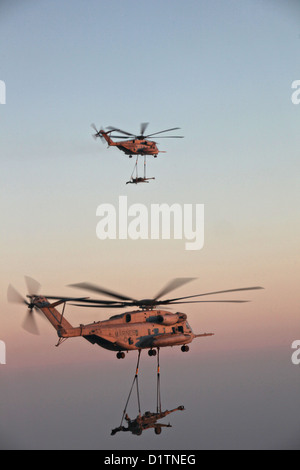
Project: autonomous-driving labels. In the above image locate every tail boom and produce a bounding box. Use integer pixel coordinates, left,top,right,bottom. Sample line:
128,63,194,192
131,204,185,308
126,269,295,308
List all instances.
34,297,74,334
100,131,116,146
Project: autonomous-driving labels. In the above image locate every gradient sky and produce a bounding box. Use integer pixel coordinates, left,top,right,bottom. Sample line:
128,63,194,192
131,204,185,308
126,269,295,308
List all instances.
1,0,300,450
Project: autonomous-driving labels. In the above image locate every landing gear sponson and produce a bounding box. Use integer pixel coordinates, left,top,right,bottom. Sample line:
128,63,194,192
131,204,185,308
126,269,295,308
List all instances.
116,347,189,359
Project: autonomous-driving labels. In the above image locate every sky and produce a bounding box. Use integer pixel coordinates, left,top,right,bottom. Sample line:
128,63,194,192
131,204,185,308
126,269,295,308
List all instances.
0,0,300,450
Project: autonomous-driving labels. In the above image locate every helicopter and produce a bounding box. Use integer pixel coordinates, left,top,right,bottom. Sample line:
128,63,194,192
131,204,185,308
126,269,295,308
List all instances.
7,277,263,360
91,122,184,159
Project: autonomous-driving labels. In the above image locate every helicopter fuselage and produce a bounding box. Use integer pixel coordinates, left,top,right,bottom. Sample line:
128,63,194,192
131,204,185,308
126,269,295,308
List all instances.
31,296,213,356
100,131,160,157
72,309,194,351
116,140,159,157
58,308,195,350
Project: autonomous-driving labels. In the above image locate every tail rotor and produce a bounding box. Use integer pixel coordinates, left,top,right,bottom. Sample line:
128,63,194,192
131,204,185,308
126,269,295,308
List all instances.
91,123,106,143
7,277,42,335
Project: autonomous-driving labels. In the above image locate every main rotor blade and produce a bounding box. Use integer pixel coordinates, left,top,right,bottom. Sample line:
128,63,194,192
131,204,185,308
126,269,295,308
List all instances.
140,122,149,136
45,296,126,305
107,135,133,139
68,282,138,302
159,300,250,305
70,303,127,308
7,285,28,305
24,276,41,296
150,136,184,139
153,278,197,302
71,299,250,308
40,295,95,302
106,126,135,137
165,286,264,304
144,127,181,138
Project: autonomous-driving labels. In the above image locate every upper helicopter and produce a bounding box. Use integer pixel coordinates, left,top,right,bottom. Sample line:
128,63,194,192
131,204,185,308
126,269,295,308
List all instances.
91,122,184,159
8,277,263,360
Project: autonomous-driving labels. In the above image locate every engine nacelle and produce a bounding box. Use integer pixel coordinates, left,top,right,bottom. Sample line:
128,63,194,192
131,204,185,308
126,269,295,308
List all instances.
156,313,187,326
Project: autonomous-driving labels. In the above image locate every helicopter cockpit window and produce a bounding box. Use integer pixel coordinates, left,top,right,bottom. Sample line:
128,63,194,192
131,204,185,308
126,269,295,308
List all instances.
172,326,184,334
126,314,131,323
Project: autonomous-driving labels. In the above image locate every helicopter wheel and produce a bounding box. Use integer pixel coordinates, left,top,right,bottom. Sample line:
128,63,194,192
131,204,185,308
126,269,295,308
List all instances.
148,349,157,357
117,352,125,359
181,345,189,353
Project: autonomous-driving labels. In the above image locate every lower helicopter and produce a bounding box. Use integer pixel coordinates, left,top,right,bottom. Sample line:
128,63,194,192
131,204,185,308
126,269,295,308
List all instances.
7,277,263,360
